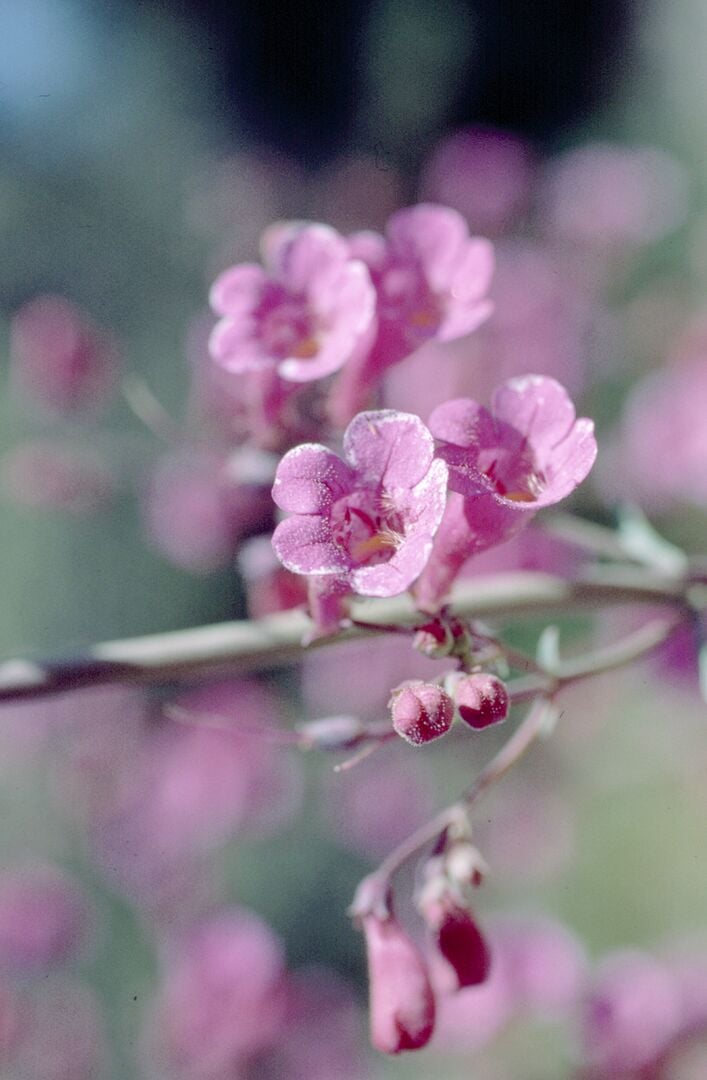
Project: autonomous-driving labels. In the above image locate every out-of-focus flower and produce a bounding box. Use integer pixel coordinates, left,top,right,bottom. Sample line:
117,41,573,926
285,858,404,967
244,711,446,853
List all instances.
541,143,688,250
272,410,448,615
209,223,375,383
491,915,586,1015
330,204,494,423
389,681,454,746
600,346,707,512
0,441,114,513
9,295,119,416
419,127,535,235
581,951,682,1075
0,863,91,974
269,967,372,1079
360,910,436,1054
238,534,307,617
415,376,596,609
320,752,436,861
144,448,273,573
384,240,593,419
146,909,286,1078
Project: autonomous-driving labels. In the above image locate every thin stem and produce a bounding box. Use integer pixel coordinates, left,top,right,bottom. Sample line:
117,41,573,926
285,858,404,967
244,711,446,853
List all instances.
0,569,690,703
362,613,682,890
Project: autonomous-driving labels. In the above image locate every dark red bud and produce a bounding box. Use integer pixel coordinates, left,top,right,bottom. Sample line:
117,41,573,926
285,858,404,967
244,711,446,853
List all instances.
390,682,454,746
454,673,509,730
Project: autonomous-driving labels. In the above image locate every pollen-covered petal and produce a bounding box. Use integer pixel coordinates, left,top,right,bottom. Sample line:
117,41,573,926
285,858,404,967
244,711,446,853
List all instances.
272,444,354,514
209,264,269,317
428,398,496,450
272,516,351,576
350,458,448,597
343,410,436,491
533,416,597,506
491,375,578,457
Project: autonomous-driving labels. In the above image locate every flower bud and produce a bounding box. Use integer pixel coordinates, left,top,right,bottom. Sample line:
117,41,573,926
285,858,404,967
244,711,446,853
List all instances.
361,912,436,1054
454,673,509,730
436,903,492,989
412,618,455,659
389,682,454,746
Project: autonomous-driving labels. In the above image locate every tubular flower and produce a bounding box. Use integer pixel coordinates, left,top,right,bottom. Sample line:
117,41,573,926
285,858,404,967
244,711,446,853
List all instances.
415,375,597,609
329,203,494,422
209,223,376,383
271,410,448,600
361,911,436,1054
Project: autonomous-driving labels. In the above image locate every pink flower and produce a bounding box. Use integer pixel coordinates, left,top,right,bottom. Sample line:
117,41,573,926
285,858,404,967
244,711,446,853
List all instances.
271,410,448,602
415,376,596,609
144,448,273,573
581,951,682,1074
10,295,119,416
419,127,535,235
146,910,286,1077
601,348,707,512
541,143,688,250
361,911,436,1054
209,223,375,383
0,863,91,973
330,204,494,422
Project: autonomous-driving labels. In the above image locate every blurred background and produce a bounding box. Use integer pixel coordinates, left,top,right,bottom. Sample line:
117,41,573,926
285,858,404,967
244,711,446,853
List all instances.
1,0,707,1076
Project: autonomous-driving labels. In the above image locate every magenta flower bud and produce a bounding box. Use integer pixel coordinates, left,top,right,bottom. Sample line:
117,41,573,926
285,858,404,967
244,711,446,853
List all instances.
425,898,492,989
412,618,455,659
361,912,436,1054
454,673,509,730
389,682,454,746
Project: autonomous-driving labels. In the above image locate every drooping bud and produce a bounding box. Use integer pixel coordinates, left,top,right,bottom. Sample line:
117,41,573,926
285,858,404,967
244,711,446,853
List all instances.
412,618,455,659
417,865,491,990
453,673,509,730
361,911,436,1053
389,682,454,746
434,901,492,989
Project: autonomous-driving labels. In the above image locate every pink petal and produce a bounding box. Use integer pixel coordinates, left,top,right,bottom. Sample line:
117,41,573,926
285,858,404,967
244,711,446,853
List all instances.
428,398,497,450
208,318,272,372
491,375,577,458
386,204,468,292
277,225,349,294
209,264,268,317
272,517,351,576
272,444,354,514
343,410,435,491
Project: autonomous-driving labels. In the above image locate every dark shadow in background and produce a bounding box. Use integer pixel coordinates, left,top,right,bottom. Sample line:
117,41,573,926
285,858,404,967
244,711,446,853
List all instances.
150,0,635,165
